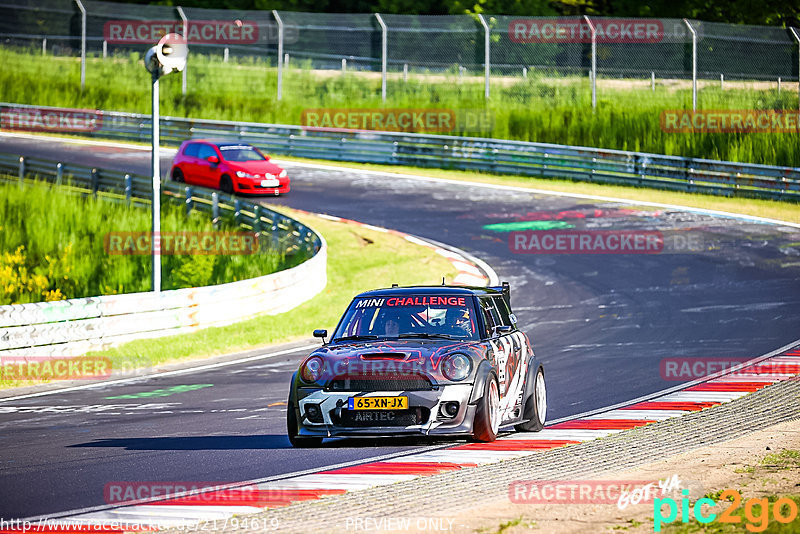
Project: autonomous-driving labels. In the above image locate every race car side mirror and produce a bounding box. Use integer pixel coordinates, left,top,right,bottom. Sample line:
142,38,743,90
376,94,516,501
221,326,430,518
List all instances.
313,329,328,344
206,155,219,164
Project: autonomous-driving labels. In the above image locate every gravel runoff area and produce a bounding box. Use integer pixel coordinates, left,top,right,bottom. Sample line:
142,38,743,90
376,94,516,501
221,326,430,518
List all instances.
182,376,800,534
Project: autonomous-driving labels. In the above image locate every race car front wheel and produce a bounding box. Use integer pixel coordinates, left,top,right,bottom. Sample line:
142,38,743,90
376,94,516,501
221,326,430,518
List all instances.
286,401,323,448
472,372,500,442
515,367,546,432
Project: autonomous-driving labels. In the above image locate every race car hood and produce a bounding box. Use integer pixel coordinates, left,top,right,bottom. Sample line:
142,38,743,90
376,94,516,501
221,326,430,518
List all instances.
226,159,284,176
304,338,483,384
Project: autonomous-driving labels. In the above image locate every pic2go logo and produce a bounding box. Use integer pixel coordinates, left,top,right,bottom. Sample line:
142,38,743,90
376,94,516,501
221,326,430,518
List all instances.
654,489,799,532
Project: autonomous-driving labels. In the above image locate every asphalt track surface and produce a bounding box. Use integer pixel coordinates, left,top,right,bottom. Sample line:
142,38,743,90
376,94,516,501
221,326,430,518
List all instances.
2,135,800,520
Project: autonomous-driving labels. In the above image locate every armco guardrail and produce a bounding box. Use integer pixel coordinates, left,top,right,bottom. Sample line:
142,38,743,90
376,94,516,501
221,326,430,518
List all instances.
2,102,798,201
0,152,326,358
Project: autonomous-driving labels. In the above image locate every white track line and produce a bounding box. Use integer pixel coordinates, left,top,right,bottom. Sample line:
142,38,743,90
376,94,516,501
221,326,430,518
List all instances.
0,344,317,403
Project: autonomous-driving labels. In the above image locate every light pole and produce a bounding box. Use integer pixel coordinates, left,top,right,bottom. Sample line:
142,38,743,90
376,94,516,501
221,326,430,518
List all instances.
144,33,187,293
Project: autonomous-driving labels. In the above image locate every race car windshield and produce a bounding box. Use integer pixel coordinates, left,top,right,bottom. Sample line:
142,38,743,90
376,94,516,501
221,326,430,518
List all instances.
218,145,266,162
333,295,479,341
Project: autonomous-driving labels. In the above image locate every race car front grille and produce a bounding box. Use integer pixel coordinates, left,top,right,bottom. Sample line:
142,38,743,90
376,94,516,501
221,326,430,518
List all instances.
332,407,430,427
326,373,435,392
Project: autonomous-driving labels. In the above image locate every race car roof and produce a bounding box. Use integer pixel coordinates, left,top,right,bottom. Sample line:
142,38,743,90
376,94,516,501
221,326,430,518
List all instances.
355,285,504,299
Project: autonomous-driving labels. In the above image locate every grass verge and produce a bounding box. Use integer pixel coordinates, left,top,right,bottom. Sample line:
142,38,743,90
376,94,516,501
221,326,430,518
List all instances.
0,177,286,305
0,209,460,390
2,47,799,167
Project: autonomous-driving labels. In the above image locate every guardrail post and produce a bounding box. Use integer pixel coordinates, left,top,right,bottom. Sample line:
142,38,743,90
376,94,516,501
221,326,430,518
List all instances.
56,162,63,185
478,14,490,100
791,28,800,111
18,156,25,185
271,219,280,250
176,6,188,96
211,192,220,228
584,15,596,110
684,19,697,111
185,186,193,215
91,168,99,195
253,204,262,233
272,10,284,101
124,173,132,203
375,13,387,103
234,198,242,224
74,0,86,90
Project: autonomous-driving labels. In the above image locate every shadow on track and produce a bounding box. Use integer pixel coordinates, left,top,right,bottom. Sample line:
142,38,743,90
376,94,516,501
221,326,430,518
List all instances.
68,434,468,451
68,435,292,450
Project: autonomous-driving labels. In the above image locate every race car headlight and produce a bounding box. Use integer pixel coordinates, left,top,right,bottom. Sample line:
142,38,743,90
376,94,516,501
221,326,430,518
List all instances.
300,356,325,383
442,353,471,381
278,169,287,178
236,171,255,178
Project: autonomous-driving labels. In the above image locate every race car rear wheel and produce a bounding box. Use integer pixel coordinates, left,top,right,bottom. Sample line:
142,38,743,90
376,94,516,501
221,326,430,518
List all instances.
172,168,184,182
515,367,546,432
472,373,500,442
287,402,323,448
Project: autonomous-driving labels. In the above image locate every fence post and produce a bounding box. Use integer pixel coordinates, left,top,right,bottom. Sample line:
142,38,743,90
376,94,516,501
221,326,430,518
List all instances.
124,173,132,203
176,6,188,95
684,19,697,111
792,28,800,111
185,186,193,215
56,162,63,186
778,77,781,95
91,168,99,195
478,14,490,100
403,63,408,82
74,0,86,90
272,10,284,101
720,73,724,89
584,15,596,110
211,191,220,228
224,47,229,62
42,37,46,56
102,40,107,58
342,58,346,72
18,156,25,185
375,13,387,103
651,71,655,92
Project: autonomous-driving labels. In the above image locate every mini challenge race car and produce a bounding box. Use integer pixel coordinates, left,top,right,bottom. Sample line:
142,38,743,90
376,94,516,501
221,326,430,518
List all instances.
287,284,546,446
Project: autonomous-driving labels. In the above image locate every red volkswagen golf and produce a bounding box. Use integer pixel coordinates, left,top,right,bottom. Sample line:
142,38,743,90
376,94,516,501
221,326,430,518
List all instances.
170,140,290,195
